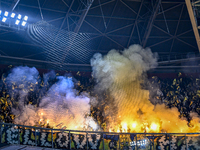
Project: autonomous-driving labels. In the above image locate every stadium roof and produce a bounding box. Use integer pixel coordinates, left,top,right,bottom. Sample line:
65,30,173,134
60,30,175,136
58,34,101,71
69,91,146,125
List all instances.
0,0,199,71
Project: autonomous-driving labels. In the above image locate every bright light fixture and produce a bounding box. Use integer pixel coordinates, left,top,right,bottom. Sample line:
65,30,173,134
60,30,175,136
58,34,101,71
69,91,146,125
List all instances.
11,13,15,18
2,17,7,22
21,21,26,26
15,20,20,25
17,14,22,19
1,11,29,28
4,11,8,17
24,16,28,21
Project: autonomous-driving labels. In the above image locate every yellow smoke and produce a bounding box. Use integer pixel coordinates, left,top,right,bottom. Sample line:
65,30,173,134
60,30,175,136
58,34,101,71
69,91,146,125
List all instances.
91,44,200,133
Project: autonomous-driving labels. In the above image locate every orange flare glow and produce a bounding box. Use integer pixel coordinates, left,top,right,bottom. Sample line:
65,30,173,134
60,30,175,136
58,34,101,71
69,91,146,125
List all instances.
150,123,158,131
117,129,120,133
132,123,137,128
122,122,127,132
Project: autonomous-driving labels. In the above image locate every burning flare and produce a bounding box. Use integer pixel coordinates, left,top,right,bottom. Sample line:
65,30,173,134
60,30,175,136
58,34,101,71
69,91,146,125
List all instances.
91,44,200,133
6,67,98,131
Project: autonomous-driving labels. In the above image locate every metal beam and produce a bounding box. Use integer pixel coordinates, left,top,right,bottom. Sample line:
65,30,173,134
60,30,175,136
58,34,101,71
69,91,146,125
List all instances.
1,1,70,14
84,20,125,48
127,0,144,47
74,0,94,33
148,37,174,48
45,0,75,61
0,55,90,66
106,23,135,34
61,0,70,8
60,0,75,31
169,4,184,53
157,3,182,15
73,13,191,22
59,0,94,65
97,0,119,50
157,66,200,68
120,0,141,17
136,22,141,44
176,38,197,49
73,14,136,20
90,0,115,10
11,0,20,11
158,56,200,65
142,0,161,48
185,0,200,52
192,0,200,5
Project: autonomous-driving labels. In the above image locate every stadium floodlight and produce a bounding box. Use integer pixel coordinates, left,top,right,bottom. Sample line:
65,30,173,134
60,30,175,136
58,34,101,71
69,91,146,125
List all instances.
0,11,29,29
24,16,28,21
15,20,20,25
21,21,26,26
11,13,15,18
2,17,7,22
4,11,8,17
17,14,22,19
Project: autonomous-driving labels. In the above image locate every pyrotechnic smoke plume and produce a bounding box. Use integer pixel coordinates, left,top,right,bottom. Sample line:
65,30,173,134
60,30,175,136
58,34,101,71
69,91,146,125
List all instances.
3,44,200,133
5,66,97,130
5,66,40,116
91,44,200,133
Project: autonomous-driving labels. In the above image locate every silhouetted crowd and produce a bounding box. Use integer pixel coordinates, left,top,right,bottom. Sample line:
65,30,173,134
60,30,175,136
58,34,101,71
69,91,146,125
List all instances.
0,66,200,127
149,73,200,122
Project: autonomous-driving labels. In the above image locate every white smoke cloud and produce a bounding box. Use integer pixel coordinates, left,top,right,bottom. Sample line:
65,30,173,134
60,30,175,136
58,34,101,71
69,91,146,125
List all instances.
4,44,200,133
5,66,40,118
38,76,93,129
6,66,97,130
91,44,200,133
91,44,157,91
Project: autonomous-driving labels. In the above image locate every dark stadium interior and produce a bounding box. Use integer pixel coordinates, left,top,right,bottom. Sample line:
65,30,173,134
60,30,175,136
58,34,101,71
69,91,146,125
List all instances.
0,0,199,72
1,0,200,149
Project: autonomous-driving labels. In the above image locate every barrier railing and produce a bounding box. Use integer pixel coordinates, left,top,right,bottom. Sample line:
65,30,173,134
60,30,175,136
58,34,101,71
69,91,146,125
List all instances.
1,122,200,149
